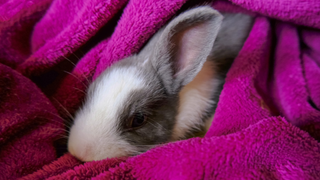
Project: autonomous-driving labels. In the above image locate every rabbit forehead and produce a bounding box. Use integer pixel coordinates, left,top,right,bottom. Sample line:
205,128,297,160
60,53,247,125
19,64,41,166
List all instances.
88,67,146,118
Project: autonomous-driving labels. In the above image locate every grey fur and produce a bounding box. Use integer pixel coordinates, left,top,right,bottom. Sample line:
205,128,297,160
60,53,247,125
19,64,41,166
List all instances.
199,12,254,127
209,13,254,75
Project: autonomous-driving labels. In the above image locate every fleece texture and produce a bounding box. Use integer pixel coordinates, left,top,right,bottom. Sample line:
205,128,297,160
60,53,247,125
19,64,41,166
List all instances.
1,0,320,179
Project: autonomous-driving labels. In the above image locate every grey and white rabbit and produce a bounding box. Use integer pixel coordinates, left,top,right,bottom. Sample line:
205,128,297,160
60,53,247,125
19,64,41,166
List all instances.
68,6,253,161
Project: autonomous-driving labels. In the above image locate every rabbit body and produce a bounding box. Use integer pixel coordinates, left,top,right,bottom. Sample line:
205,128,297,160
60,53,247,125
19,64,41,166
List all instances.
68,6,253,161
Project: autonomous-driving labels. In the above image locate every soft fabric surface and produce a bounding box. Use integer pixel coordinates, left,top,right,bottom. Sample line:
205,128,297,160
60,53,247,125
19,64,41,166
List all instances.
1,0,320,179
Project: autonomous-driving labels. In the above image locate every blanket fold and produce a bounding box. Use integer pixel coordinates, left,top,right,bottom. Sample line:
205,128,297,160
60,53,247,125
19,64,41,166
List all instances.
1,0,320,179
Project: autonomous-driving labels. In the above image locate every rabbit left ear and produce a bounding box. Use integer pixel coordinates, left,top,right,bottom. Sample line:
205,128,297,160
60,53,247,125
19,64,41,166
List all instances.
150,7,223,94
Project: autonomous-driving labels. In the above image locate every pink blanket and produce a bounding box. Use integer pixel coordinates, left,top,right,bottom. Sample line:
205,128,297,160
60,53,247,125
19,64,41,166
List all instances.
1,0,320,179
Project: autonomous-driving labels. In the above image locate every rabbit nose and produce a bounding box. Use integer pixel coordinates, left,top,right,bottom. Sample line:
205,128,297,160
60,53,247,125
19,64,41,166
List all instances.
68,129,95,161
68,141,94,162
78,146,94,162
68,145,75,155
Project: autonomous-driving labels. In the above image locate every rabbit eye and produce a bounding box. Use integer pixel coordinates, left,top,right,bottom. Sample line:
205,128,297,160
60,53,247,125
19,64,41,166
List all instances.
130,112,147,128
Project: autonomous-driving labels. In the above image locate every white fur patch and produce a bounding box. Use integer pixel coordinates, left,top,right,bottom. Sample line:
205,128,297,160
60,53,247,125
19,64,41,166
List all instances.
68,67,145,161
172,61,220,140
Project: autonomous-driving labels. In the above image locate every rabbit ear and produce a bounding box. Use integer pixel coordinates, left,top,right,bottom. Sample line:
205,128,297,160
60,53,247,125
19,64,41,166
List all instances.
150,7,223,94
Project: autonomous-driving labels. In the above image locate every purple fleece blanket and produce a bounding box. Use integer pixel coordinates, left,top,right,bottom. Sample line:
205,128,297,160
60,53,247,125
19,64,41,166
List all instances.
1,0,320,179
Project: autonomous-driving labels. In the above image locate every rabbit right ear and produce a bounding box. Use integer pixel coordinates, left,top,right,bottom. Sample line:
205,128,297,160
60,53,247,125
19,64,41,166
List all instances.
150,7,223,94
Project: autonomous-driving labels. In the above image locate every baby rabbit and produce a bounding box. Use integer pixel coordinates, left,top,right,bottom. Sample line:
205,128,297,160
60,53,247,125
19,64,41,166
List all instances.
68,6,253,161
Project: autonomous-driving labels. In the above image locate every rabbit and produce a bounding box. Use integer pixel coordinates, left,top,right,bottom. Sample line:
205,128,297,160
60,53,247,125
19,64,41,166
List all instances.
67,6,253,162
